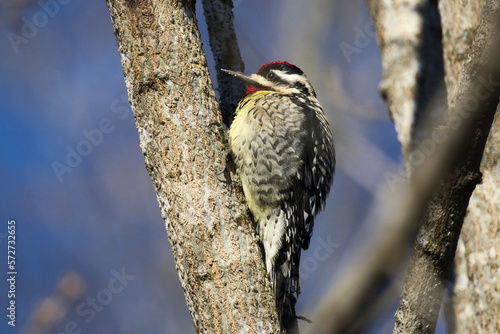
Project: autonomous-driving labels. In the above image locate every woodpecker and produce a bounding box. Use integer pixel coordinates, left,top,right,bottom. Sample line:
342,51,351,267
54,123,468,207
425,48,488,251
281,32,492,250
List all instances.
223,61,335,331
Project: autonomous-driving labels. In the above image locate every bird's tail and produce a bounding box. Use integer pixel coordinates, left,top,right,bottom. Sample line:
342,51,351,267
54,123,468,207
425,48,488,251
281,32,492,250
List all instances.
273,263,300,333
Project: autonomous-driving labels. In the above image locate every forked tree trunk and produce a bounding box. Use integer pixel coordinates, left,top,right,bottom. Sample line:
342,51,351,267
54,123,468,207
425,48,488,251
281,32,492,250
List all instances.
105,1,280,332
105,1,500,333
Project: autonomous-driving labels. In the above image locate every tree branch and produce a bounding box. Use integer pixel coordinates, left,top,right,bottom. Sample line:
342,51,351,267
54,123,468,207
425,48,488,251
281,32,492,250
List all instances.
201,0,246,127
394,2,500,332
105,1,279,332
452,107,500,333
365,0,446,162
441,6,500,332
305,1,500,333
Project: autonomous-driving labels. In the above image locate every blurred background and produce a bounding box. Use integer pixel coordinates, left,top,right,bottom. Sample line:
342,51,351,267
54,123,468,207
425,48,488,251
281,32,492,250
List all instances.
0,0,447,333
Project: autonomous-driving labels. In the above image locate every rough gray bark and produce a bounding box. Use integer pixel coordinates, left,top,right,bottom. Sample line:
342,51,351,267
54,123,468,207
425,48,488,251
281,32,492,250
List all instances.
368,1,500,333
438,0,483,107
366,1,453,332
453,109,500,334
105,1,280,333
305,52,498,333
365,0,446,163
439,2,500,333
306,1,499,333
201,0,246,127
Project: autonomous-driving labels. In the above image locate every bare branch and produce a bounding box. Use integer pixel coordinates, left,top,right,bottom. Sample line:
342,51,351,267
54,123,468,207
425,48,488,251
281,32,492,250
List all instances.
201,0,246,126
305,1,500,333
394,2,500,332
366,0,446,162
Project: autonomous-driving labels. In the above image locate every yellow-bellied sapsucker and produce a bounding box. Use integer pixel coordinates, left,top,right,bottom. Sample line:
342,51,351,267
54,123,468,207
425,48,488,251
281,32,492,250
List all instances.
223,61,335,330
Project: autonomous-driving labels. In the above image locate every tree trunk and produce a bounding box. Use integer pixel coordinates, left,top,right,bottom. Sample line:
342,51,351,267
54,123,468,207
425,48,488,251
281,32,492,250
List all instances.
437,2,500,333
367,1,500,333
300,0,499,332
453,109,500,333
366,0,446,162
105,1,280,332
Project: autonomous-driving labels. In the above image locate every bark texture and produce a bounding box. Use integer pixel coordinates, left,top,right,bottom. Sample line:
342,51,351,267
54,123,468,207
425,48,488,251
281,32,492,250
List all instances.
367,1,500,333
201,0,246,127
439,2,500,333
453,110,500,333
438,0,483,106
105,1,280,333
366,1,451,331
366,0,446,162
305,1,498,333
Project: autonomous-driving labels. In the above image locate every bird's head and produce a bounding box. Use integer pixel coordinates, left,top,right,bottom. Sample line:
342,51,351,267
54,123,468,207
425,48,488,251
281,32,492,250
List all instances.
222,61,316,97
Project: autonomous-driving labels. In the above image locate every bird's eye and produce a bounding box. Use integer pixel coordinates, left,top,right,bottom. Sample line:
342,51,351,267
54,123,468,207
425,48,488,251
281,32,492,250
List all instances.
267,72,276,80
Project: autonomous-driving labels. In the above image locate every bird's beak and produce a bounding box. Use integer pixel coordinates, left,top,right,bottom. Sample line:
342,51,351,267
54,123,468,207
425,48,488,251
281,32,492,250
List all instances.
221,68,264,88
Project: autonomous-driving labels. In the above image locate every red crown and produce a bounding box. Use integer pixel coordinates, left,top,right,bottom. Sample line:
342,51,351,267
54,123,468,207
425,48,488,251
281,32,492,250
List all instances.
257,60,295,74
247,61,296,94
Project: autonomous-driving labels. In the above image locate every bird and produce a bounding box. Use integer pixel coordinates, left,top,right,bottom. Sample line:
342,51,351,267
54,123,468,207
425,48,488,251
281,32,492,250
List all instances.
222,61,335,332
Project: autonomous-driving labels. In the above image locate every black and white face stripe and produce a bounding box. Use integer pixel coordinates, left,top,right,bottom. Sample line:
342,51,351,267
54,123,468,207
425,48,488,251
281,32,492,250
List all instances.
258,64,317,97
222,63,317,97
